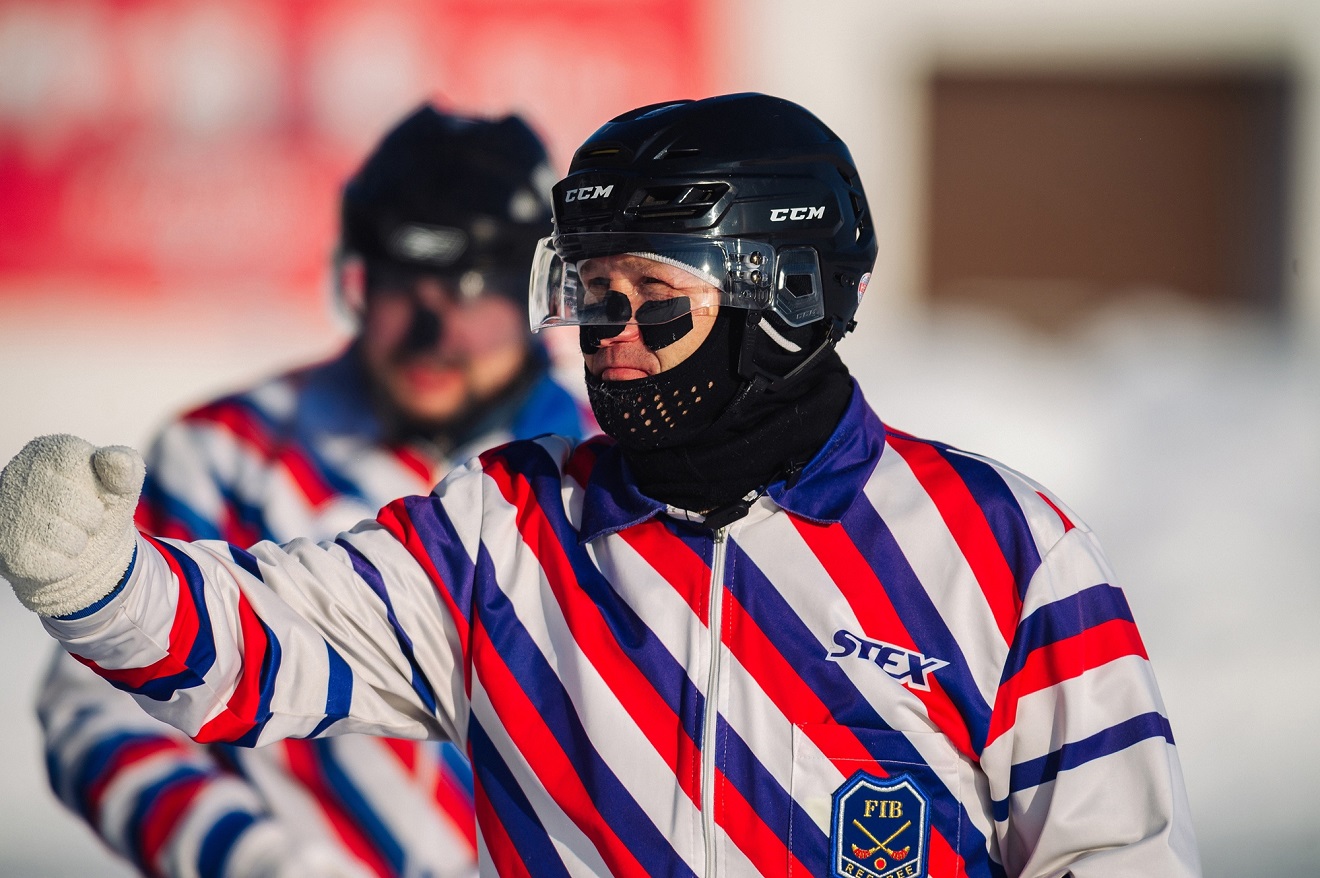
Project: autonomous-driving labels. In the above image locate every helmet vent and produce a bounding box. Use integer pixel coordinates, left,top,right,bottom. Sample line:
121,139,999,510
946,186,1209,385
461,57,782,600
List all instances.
630,183,730,219
659,147,702,160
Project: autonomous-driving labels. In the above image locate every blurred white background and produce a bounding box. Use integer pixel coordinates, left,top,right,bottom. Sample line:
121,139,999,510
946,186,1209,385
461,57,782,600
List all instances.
2,0,1319,875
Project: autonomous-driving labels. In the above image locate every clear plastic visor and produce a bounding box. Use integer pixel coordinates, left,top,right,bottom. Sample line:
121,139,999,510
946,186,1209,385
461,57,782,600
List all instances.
529,233,775,331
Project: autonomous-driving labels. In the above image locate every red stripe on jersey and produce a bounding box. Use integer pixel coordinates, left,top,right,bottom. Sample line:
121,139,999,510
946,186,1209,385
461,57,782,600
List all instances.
433,758,478,856
193,593,271,743
73,537,202,689
190,402,337,509
382,737,419,775
482,455,702,806
283,741,393,878
390,444,439,487
473,778,534,878
381,739,478,856
139,774,207,877
86,738,190,828
716,766,814,877
615,517,711,618
564,437,608,490
986,619,1148,749
471,614,651,878
377,499,470,658
718,591,966,876
790,518,977,759
886,435,1021,643
219,508,262,548
1036,491,1075,532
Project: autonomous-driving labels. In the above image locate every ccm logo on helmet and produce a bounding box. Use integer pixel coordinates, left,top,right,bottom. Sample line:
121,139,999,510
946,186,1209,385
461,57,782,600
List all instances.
770,206,825,221
564,184,615,202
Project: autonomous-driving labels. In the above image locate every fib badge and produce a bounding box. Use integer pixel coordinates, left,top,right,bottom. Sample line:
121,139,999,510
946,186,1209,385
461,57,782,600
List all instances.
829,771,930,878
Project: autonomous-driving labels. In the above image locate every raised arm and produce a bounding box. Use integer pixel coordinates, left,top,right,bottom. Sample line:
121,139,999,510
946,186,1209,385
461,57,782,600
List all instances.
31,423,387,878
2,435,471,750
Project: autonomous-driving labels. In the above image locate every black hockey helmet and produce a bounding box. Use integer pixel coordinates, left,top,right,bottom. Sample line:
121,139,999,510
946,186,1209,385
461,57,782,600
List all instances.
529,93,876,358
340,104,554,304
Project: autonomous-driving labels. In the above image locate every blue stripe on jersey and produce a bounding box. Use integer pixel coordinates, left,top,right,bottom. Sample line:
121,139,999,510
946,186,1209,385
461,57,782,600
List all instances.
307,641,355,738
718,536,993,871
200,395,371,505
140,473,223,540
717,715,830,868
43,703,97,807
337,538,439,714
112,542,218,702
578,443,667,542
1001,584,1134,683
198,810,257,878
125,764,209,868
836,502,992,747
70,731,161,820
938,447,1043,598
438,741,474,796
227,545,264,581
491,441,705,747
471,538,696,878
315,740,407,877
1006,711,1175,798
232,617,282,748
399,494,476,626
216,481,279,543
56,543,135,619
468,717,573,878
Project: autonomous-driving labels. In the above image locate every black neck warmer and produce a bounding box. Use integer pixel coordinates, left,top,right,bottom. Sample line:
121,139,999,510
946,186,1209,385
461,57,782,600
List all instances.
586,310,853,516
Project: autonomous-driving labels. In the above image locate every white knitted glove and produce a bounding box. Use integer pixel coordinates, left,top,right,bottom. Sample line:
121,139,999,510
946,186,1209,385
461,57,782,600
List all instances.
0,434,144,617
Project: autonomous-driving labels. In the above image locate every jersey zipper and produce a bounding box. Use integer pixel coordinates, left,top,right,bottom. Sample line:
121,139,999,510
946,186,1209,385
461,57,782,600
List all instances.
702,526,729,877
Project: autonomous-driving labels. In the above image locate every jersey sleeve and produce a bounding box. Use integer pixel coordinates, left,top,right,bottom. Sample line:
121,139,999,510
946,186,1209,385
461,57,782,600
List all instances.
35,420,291,878
980,525,1202,877
40,461,486,754
37,646,324,878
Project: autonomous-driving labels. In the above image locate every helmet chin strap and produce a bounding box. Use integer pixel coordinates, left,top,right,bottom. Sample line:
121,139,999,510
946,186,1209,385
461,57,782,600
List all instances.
733,309,841,395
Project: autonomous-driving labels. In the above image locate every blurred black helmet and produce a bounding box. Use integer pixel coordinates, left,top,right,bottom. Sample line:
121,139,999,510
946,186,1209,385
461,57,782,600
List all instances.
533,93,876,344
340,104,554,301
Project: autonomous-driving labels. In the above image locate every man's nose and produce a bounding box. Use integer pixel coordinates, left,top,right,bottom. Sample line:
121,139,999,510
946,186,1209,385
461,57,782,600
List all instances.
403,303,444,352
602,321,641,343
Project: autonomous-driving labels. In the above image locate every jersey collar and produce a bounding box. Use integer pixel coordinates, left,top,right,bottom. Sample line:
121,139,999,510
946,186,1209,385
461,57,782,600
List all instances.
578,381,884,541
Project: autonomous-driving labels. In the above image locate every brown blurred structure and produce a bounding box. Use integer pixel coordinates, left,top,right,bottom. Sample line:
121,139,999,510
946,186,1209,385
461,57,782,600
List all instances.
925,71,1292,330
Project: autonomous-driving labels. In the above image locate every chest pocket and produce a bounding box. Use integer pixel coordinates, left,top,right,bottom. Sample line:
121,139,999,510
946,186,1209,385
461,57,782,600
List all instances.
789,723,964,878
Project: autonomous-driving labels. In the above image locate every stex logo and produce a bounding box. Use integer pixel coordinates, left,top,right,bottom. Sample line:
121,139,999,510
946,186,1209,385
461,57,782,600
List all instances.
827,629,948,691
830,772,931,878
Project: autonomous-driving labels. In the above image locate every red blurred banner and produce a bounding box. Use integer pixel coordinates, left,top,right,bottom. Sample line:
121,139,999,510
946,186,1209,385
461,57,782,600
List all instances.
0,0,714,301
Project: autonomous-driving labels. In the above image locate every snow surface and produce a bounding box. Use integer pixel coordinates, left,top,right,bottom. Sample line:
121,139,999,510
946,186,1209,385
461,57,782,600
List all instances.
0,292,1315,876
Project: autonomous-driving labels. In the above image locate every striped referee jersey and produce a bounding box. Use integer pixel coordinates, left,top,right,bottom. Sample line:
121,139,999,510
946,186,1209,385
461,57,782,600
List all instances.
45,384,1202,877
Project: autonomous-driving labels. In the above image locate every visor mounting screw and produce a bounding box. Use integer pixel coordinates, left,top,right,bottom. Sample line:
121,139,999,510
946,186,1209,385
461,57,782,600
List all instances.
749,251,764,265
750,270,762,284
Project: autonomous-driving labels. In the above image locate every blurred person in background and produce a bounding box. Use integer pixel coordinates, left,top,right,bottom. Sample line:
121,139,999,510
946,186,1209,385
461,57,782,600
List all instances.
34,104,590,878
0,93,1199,877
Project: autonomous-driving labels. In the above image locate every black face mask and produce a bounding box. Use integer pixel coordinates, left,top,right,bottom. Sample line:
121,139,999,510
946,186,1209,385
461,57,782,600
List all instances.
584,308,740,450
586,308,854,516
579,291,695,354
